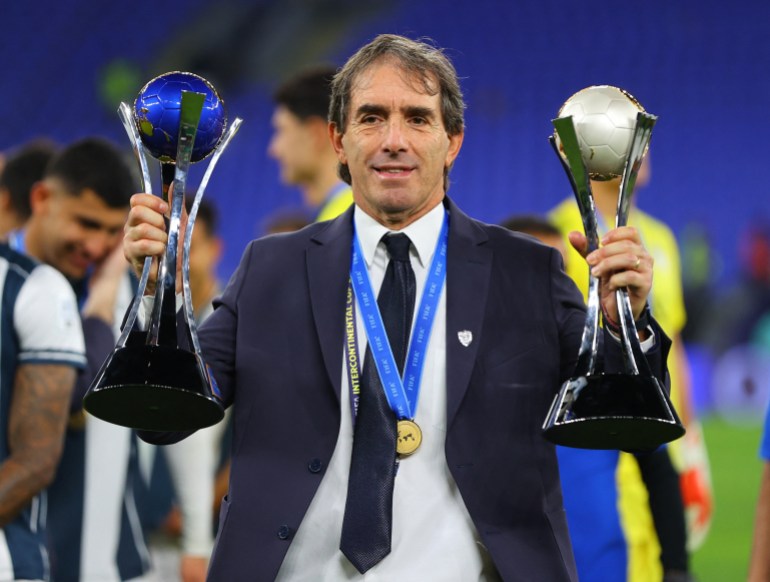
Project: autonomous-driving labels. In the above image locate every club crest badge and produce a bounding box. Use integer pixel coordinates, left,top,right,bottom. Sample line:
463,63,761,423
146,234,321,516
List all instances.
457,330,473,347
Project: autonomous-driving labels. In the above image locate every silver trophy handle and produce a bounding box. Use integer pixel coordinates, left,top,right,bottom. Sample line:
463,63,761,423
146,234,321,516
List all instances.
118,102,153,195
115,102,155,349
613,112,658,375
181,117,243,354
550,116,601,377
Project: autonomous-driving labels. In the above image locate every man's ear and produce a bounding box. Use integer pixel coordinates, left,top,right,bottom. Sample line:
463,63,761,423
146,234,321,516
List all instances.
329,122,347,165
445,130,464,168
29,180,53,215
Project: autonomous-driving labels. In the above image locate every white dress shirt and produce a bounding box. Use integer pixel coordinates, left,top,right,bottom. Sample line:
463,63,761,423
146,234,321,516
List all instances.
275,203,500,581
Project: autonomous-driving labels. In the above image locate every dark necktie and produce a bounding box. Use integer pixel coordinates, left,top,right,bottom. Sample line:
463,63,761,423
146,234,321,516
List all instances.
340,233,416,574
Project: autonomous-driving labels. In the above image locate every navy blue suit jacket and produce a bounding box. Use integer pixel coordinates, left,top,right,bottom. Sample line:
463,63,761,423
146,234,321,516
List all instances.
145,198,670,581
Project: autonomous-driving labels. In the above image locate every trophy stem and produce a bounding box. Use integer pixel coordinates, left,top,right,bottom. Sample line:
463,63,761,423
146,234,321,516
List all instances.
148,92,205,348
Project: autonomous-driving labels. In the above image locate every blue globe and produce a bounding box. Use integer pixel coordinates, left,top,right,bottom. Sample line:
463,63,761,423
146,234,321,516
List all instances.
133,71,227,163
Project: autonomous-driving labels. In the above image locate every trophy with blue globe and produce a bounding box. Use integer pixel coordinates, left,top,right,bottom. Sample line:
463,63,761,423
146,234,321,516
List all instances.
84,72,242,431
542,85,685,450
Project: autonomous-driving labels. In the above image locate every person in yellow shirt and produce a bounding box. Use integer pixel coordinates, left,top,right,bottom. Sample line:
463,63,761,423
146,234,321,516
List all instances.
550,157,709,582
268,66,353,222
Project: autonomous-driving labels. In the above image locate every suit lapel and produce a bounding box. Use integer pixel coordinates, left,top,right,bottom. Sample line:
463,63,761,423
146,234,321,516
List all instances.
306,207,355,403
444,199,492,428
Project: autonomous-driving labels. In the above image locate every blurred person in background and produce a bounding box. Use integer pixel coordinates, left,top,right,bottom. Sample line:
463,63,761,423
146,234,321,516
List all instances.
702,223,770,355
13,137,142,581
679,223,718,346
13,137,213,582
0,139,58,239
268,66,353,222
186,198,224,322
550,155,709,582
0,231,84,580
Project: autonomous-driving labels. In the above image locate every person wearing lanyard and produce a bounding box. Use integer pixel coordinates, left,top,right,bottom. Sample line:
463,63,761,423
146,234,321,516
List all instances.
125,34,671,581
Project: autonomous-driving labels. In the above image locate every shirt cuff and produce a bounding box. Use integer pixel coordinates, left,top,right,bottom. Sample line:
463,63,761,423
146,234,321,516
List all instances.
138,293,183,330
607,325,655,352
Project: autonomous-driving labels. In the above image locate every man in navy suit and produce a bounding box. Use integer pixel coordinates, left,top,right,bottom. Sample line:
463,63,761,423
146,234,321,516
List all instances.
124,34,670,581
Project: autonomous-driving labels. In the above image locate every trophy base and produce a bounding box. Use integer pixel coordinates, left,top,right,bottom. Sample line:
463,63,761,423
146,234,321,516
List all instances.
84,345,225,432
542,374,685,450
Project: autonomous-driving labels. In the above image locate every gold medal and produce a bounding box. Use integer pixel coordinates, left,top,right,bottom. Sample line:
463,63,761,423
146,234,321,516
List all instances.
397,419,422,456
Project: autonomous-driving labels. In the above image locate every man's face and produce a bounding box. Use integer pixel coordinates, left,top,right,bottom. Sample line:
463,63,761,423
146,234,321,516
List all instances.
330,61,463,228
35,182,128,279
268,105,319,186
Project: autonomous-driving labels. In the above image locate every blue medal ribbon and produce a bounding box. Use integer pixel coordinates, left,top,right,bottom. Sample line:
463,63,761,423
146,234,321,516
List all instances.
344,284,363,420
348,211,448,421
